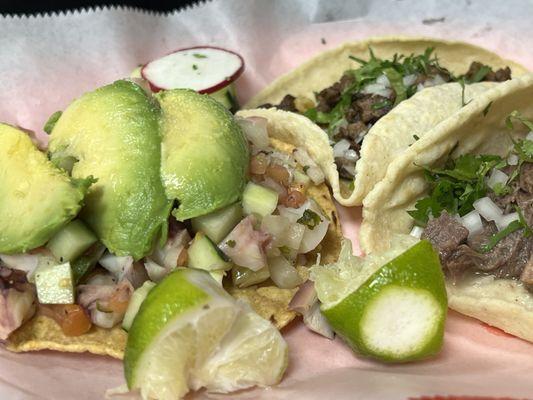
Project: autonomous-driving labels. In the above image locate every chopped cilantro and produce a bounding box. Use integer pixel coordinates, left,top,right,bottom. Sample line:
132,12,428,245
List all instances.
469,65,491,83
43,111,62,134
504,111,533,183
491,182,511,196
481,220,523,252
371,99,392,110
505,110,533,131
192,64,198,70
279,246,292,257
226,240,236,248
297,209,322,230
306,47,452,135
458,78,472,107
413,134,420,141
193,53,207,59
303,165,310,173
408,154,505,225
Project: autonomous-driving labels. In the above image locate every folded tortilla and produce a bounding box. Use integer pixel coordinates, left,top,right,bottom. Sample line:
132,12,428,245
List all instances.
7,110,342,359
245,36,528,207
361,73,533,342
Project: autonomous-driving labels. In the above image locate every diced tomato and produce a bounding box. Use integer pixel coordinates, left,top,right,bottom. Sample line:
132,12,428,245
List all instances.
41,304,92,336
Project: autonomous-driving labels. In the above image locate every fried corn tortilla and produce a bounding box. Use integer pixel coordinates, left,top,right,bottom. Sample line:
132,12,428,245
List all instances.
361,73,533,342
245,36,528,207
6,111,342,359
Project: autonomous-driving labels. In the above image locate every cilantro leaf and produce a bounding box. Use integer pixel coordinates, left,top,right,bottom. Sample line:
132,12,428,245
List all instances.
297,209,322,230
43,111,62,134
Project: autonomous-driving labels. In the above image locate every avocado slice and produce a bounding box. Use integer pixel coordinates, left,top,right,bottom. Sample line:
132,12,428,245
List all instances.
0,124,89,254
156,90,249,221
49,80,172,260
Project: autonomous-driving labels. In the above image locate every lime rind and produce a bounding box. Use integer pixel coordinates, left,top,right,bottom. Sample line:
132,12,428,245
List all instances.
318,240,447,362
124,269,288,399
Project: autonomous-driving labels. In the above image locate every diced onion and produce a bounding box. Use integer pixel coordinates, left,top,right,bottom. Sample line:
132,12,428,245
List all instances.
487,169,508,189
92,308,121,329
237,117,270,150
361,83,392,98
293,148,316,168
299,201,330,253
144,258,168,283
344,149,359,162
496,212,519,231
409,226,424,239
376,74,390,87
461,210,483,236
261,215,290,247
333,139,351,158
306,166,325,185
261,177,286,197
289,280,317,314
303,301,334,339
473,197,503,222
268,256,302,289
507,153,519,166
527,131,533,141
403,74,417,86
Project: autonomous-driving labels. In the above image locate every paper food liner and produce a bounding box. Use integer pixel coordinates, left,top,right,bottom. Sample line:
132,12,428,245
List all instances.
1,1,533,399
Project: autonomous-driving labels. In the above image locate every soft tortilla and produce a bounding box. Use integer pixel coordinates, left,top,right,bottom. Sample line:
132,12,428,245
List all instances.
361,73,533,342
245,36,529,207
6,111,342,358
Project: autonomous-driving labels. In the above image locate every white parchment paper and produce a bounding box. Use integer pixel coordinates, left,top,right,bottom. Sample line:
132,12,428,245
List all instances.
1,1,533,399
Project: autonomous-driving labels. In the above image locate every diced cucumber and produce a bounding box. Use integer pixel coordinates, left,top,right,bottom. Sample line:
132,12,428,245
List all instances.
191,203,243,243
46,220,97,262
122,280,156,331
242,182,278,217
35,262,74,304
209,83,239,112
232,266,270,288
187,232,231,271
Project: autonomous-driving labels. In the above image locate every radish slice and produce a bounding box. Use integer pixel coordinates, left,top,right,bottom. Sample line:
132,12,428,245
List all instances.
141,46,245,94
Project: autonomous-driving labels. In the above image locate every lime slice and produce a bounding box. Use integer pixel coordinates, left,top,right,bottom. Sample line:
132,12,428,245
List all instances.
312,238,447,362
124,268,288,399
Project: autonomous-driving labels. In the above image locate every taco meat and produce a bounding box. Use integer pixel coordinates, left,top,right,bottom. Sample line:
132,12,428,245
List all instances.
261,53,513,180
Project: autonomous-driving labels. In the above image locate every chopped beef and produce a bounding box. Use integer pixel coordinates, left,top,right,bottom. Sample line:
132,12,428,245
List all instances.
467,219,498,251
258,94,297,113
334,121,367,146
465,61,512,82
422,211,469,264
353,94,392,124
315,74,354,113
520,257,533,292
445,244,485,282
519,162,533,194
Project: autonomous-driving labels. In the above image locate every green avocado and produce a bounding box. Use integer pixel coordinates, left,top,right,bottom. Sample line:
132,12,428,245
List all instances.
157,90,249,221
0,124,89,254
49,80,172,260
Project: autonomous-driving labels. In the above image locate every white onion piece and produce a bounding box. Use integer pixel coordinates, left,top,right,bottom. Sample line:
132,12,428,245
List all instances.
362,83,392,98
278,201,309,223
527,131,533,141
403,74,417,86
261,215,290,247
507,153,519,166
286,223,306,250
289,280,317,314
461,210,483,236
92,308,121,329
293,148,317,168
409,226,424,239
268,256,302,289
99,253,133,279
303,301,334,339
333,139,351,158
219,216,269,271
237,117,269,150
416,83,425,92
344,149,359,162
473,197,503,222
306,166,325,185
496,212,519,231
376,74,390,87
487,169,508,189
151,229,190,269
299,201,330,253
144,258,168,283
86,273,116,286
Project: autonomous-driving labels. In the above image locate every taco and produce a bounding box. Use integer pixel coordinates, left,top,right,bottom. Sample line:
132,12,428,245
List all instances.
245,36,528,206
2,86,341,359
361,73,533,341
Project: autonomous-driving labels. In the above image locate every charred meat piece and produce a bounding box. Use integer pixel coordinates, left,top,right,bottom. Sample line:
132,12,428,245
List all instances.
520,256,533,292
353,94,392,124
465,61,512,82
0,267,36,340
445,244,486,282
315,74,354,113
421,211,469,264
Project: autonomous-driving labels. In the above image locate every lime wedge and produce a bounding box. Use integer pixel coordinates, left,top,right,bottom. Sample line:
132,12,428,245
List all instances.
312,238,447,362
124,268,288,399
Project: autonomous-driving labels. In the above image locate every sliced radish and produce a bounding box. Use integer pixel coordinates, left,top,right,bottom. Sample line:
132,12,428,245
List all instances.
141,46,245,94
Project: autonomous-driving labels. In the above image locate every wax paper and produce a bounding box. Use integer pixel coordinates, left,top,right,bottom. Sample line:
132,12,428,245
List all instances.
1,0,533,399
